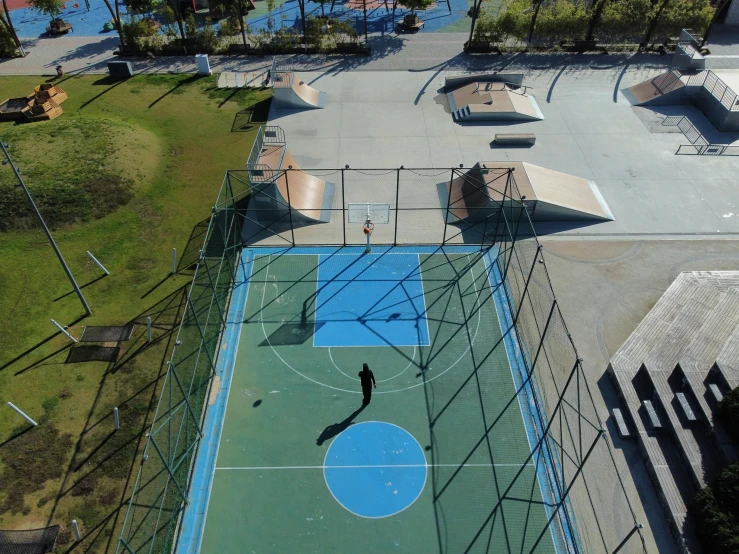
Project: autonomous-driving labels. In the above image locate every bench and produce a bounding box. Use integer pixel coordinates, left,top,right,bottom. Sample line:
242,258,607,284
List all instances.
494,133,536,146
46,18,73,35
401,14,424,31
675,392,697,422
612,408,631,439
709,383,724,403
643,400,663,430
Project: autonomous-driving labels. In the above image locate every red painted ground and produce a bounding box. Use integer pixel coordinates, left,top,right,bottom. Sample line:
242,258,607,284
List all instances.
5,0,31,11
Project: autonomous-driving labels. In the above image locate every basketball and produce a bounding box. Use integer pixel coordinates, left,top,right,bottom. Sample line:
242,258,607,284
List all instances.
363,227,370,235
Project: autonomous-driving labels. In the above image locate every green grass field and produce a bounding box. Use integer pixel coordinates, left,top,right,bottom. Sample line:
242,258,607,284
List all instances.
0,74,270,552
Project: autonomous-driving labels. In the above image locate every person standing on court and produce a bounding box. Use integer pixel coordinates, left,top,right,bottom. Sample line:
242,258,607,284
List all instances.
359,363,377,405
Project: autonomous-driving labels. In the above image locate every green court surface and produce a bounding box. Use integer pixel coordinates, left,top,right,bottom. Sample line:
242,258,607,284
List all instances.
199,247,560,554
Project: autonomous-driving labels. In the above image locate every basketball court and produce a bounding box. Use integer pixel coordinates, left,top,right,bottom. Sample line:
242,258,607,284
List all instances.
190,243,577,553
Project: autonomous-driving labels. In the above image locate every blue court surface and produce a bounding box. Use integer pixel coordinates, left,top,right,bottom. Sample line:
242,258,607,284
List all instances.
314,253,430,347
185,246,574,554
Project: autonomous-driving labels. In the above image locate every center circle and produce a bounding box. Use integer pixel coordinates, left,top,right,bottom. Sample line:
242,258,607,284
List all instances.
323,421,427,518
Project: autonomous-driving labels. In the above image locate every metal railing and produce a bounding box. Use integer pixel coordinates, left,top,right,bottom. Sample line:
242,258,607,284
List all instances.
685,70,739,111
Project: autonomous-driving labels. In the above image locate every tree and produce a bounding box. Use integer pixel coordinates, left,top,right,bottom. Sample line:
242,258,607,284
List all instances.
1,0,23,56
28,0,63,22
101,0,126,50
400,0,433,16
640,0,672,45
585,0,609,42
161,0,188,54
224,0,253,48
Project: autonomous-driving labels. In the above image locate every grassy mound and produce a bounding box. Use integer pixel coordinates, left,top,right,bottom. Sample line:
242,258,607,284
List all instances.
0,119,161,230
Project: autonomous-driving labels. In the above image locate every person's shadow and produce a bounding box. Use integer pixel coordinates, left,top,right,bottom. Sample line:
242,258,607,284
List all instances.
316,405,366,446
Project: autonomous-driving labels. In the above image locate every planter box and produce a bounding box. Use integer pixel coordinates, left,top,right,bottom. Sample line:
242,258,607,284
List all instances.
464,40,501,54
227,43,251,54
336,42,370,54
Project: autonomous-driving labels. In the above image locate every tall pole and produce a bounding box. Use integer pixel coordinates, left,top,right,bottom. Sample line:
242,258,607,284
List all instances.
1,141,91,316
363,0,369,46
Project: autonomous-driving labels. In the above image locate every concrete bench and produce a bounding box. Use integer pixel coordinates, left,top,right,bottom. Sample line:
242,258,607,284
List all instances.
643,400,663,430
494,133,536,146
709,383,724,403
675,392,697,422
612,408,631,439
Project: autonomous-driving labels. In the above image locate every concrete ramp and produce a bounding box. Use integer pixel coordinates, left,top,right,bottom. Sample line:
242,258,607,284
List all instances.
272,71,326,110
249,127,334,224
446,162,613,223
445,76,543,122
622,70,690,106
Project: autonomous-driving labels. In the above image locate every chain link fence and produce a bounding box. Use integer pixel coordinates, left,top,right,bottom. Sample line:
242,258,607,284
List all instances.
117,163,647,554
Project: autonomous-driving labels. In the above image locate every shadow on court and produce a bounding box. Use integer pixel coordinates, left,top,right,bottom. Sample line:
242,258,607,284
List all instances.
316,405,366,446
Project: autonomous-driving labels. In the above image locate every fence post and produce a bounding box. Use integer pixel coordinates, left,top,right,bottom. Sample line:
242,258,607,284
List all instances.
51,319,78,342
394,167,401,245
172,248,177,274
71,520,81,541
284,167,296,246
342,166,347,246
146,317,152,342
442,167,457,245
114,407,120,431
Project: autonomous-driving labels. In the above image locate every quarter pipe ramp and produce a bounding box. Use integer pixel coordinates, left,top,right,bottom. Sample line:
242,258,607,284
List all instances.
446,162,613,223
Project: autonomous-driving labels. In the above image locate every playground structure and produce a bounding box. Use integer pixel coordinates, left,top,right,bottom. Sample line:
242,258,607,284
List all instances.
445,73,544,122
0,84,68,122
623,69,739,132
270,58,326,110
446,162,613,223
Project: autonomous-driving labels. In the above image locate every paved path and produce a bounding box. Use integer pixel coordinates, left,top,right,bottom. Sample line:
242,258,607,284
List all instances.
1,24,738,76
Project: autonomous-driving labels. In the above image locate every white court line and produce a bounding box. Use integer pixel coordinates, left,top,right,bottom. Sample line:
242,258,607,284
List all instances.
216,463,535,470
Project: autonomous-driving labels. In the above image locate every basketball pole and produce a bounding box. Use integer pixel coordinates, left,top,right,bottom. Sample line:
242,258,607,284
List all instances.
1,141,92,316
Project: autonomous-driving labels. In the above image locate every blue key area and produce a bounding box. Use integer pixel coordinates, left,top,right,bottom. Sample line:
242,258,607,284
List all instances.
324,421,427,518
313,254,430,347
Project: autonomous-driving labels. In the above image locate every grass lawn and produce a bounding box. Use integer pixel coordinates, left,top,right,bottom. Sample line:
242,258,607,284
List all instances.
0,73,270,552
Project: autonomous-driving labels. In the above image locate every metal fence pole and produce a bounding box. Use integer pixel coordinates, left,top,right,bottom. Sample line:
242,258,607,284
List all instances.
284,168,296,246
442,167,456,245
394,167,401,245
1,141,91,316
342,166,347,246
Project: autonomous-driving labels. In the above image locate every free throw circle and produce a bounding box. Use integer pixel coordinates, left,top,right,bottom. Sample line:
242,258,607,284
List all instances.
323,421,427,518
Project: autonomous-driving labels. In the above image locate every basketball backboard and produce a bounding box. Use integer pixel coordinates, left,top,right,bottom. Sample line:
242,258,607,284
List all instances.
347,203,390,224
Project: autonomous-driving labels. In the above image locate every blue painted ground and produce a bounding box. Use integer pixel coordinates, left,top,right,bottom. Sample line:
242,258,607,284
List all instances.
313,253,430,348
10,0,468,38
324,421,427,518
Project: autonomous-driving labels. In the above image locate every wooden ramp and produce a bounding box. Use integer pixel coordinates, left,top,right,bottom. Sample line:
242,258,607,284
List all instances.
446,162,613,222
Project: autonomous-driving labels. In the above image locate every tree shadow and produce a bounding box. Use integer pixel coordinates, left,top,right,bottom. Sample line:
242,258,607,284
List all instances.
316,405,366,446
148,74,205,109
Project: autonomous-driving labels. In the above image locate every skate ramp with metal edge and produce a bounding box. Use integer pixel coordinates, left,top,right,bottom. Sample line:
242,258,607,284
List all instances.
444,74,543,123
622,70,739,131
247,126,335,225
272,71,326,110
445,162,613,222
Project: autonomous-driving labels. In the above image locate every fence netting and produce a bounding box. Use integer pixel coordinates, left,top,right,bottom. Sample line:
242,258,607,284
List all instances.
117,165,647,554
0,526,60,554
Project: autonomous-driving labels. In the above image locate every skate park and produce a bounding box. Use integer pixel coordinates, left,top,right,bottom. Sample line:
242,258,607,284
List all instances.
257,65,739,240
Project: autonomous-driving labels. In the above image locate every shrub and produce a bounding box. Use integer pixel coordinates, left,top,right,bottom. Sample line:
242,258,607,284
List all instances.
691,472,739,554
651,0,713,42
185,15,222,54
219,15,241,36
535,0,588,43
596,0,650,43
718,387,739,444
0,22,19,58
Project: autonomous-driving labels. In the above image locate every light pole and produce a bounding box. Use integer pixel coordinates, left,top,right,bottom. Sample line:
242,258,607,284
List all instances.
1,140,91,316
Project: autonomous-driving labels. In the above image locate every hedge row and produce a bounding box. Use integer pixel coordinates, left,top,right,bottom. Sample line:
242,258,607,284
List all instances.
474,0,714,46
